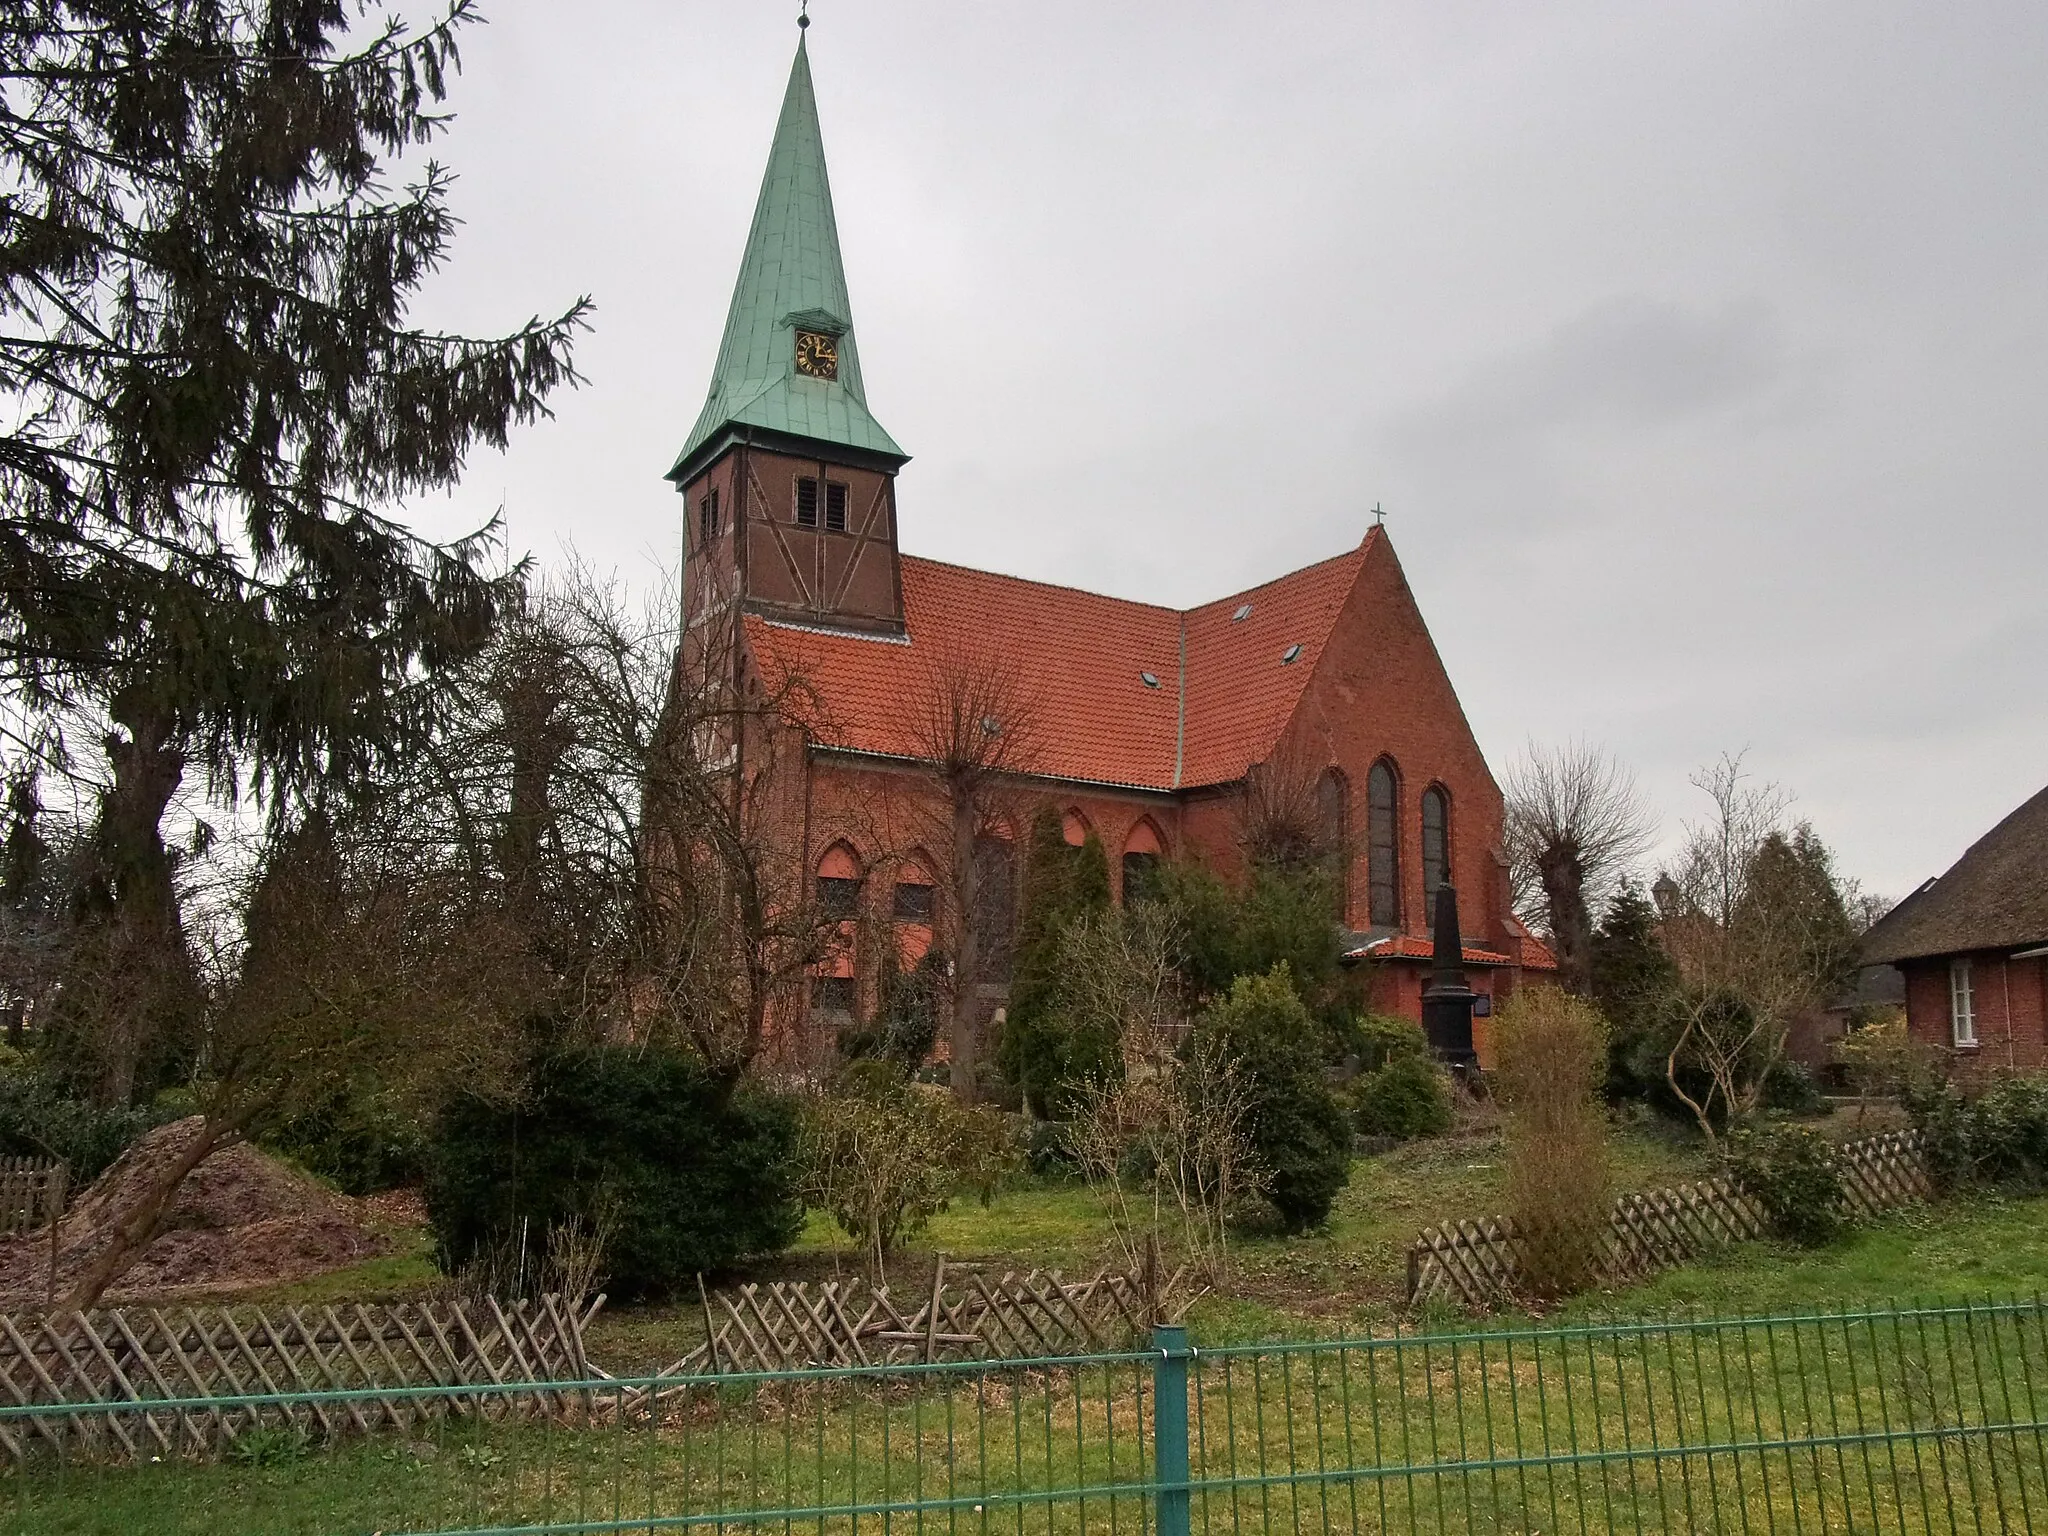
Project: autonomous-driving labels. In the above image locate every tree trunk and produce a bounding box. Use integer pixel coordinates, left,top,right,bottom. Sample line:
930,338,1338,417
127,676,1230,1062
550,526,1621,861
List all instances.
55,1115,238,1312
1538,844,1595,997
78,694,193,1107
948,788,980,1101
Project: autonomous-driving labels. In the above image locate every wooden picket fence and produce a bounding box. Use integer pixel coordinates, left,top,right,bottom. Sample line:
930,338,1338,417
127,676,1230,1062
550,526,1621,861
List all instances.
0,1294,602,1461
598,1257,1198,1401
0,1158,66,1238
1407,1128,1932,1309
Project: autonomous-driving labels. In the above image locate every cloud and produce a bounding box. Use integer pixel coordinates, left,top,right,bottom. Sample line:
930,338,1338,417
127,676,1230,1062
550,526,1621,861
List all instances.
1395,295,1787,453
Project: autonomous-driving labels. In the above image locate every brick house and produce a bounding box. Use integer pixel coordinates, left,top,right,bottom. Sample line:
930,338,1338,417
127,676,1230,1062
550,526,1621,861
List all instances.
1858,783,2048,1075
666,36,1552,1068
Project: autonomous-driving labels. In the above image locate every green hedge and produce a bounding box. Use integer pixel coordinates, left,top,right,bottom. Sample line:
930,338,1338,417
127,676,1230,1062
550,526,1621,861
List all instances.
428,1046,803,1300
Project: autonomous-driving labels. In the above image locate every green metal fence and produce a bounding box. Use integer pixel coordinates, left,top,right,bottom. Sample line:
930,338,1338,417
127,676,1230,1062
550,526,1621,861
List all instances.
1,1296,2045,1534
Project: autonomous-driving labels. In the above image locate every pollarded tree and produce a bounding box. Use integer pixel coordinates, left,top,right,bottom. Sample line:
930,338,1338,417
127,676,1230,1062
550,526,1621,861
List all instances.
1503,741,1657,996
0,1,586,1098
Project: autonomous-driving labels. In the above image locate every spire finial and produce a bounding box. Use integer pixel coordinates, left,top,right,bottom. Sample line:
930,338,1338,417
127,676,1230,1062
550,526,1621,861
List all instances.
797,0,809,28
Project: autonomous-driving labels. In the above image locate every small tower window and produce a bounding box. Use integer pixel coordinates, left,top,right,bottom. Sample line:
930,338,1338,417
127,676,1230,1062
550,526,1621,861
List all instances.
795,476,849,531
698,489,720,545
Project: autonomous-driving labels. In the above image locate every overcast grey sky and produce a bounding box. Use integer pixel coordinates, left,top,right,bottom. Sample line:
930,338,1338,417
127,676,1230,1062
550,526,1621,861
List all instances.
403,1,2048,902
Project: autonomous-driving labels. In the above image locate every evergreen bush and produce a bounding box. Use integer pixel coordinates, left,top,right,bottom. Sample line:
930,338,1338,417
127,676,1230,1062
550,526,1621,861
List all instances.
1352,1053,1456,1141
428,1046,803,1300
1351,1013,1432,1072
1728,1125,1848,1246
0,1069,162,1181
1761,1058,1829,1116
262,1073,428,1194
1905,1073,2048,1192
1194,965,1351,1232
998,810,1113,1116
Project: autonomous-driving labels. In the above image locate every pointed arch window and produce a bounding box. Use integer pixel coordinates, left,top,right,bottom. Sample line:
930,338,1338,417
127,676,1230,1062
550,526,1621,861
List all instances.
817,843,864,920
1367,760,1400,927
972,834,1017,980
1421,786,1450,902
1121,818,1164,905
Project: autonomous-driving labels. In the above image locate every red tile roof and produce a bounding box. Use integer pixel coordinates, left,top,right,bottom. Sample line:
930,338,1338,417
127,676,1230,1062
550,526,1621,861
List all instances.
744,535,1377,792
1344,934,1558,971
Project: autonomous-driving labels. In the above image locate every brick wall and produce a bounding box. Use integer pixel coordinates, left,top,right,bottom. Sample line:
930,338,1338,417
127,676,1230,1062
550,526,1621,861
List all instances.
1902,951,2048,1080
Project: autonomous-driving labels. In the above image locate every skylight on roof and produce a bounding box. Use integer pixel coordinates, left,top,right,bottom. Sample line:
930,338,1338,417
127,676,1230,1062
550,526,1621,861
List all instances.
1139,671,1160,689
1232,604,1253,621
1281,644,1303,664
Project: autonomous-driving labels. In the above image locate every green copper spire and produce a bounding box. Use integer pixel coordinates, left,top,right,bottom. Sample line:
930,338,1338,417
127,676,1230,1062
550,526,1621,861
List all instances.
668,34,904,483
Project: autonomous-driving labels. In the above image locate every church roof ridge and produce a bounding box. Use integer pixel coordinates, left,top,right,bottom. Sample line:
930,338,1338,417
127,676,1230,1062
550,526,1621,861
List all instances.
668,34,904,484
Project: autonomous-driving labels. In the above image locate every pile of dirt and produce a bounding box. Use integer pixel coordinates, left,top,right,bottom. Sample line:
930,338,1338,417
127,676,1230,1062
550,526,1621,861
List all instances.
0,1117,391,1305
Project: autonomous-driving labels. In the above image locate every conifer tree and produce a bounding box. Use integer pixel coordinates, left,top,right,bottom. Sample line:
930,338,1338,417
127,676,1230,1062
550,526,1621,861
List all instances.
0,2,586,1097
999,809,1109,1116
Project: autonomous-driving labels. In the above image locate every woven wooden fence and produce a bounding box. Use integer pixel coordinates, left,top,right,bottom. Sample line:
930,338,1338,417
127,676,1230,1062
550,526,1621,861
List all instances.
0,1294,602,1461
1407,1128,1931,1309
0,1158,66,1238
599,1257,1198,1401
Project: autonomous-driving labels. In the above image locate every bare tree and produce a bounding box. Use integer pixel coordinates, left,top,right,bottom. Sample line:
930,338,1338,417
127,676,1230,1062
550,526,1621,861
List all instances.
1657,753,1852,1142
905,652,1044,1100
56,814,534,1310
1503,740,1657,994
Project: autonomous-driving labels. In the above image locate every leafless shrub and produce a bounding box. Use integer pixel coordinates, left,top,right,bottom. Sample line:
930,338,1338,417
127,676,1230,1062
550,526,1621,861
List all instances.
1657,753,1855,1142
1493,986,1611,1298
799,1083,1021,1284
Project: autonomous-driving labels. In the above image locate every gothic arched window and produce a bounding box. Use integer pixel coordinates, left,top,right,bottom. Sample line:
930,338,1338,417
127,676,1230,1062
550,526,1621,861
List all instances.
1367,759,1400,927
1421,786,1450,904
1121,819,1164,905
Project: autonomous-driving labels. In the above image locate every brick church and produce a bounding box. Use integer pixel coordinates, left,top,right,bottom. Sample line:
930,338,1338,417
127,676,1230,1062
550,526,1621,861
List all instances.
669,33,1553,1071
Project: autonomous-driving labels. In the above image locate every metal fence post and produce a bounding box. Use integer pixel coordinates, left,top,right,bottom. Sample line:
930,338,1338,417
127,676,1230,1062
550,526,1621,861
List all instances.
1153,1324,1192,1536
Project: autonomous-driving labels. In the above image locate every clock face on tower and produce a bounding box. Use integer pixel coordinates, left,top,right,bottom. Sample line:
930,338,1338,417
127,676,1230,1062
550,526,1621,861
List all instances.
793,329,839,381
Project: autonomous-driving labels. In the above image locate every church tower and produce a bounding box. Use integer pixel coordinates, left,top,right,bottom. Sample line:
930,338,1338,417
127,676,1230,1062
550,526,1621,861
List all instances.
668,29,909,637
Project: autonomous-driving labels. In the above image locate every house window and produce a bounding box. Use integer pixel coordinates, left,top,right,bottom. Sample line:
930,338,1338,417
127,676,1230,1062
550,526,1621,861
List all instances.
826,481,849,532
1421,786,1449,902
811,975,857,1018
1950,957,1977,1047
698,488,720,545
1367,759,1399,927
892,881,934,922
795,476,819,527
